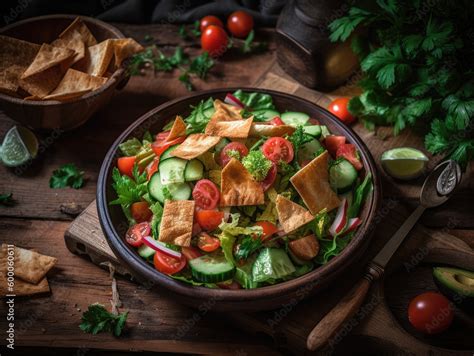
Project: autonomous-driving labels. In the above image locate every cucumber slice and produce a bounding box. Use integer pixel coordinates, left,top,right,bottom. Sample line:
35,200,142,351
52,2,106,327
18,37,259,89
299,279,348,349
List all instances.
148,172,192,203
252,109,280,121
319,125,331,139
159,157,187,184
303,125,322,138
329,158,358,193
184,159,204,181
138,244,155,259
189,254,235,283
298,139,323,163
160,144,179,161
280,111,310,127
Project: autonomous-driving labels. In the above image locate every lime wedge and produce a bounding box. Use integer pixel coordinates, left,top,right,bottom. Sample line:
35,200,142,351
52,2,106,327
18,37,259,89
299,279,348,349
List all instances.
0,126,39,167
381,147,429,180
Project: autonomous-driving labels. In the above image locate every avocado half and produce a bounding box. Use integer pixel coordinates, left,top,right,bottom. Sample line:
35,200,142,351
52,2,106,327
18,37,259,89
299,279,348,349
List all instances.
433,267,474,314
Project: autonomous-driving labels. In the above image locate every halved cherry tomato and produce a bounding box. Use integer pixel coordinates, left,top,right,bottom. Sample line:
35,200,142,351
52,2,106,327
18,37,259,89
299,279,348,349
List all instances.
254,221,278,240
260,163,277,191
192,179,220,209
217,280,242,289
130,202,153,223
153,250,186,275
262,137,294,163
125,221,150,247
118,156,136,178
324,135,346,158
219,142,249,167
201,25,228,57
197,232,221,252
181,246,202,261
145,157,159,180
328,97,356,124
151,136,185,157
195,210,224,231
336,143,363,170
408,292,453,334
270,116,284,126
227,11,254,38
200,15,223,32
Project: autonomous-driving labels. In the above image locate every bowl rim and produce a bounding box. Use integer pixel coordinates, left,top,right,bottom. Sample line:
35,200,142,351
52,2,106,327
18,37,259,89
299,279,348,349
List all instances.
97,87,382,301
0,14,126,106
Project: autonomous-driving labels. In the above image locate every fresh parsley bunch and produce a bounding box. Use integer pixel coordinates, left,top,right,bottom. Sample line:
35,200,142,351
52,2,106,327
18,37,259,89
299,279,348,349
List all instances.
329,0,474,167
80,303,128,337
49,163,84,189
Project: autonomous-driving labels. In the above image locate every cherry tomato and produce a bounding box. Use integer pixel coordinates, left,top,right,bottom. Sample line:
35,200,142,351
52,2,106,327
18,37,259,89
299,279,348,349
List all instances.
219,142,249,167
125,221,150,247
201,25,228,57
151,136,185,157
145,157,159,180
324,135,346,158
227,10,254,38
260,163,277,191
408,292,454,334
130,202,153,223
254,221,278,240
195,210,224,231
336,143,363,170
200,15,223,32
328,97,356,124
217,280,242,289
192,179,220,209
270,116,284,126
181,246,202,261
118,156,136,178
197,232,221,252
153,250,186,275
262,137,294,163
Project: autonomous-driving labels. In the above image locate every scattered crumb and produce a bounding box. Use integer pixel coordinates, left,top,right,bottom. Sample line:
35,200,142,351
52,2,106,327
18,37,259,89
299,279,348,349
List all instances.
77,308,81,312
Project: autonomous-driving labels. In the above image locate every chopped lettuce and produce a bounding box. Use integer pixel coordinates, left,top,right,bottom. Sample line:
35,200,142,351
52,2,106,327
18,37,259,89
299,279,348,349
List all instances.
315,233,353,265
119,138,142,156
348,174,373,218
219,232,237,266
252,248,295,283
257,187,278,224
184,97,214,133
232,90,276,111
149,201,163,238
309,209,332,239
235,257,259,289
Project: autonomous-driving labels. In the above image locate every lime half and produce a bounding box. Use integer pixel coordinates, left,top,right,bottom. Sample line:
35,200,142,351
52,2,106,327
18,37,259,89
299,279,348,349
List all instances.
381,147,429,180
0,126,39,167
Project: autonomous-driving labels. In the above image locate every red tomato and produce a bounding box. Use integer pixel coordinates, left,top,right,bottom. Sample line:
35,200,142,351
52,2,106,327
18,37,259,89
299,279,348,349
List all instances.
125,222,150,247
254,221,278,240
261,163,277,191
328,97,356,124
336,143,363,170
200,15,223,32
195,210,224,231
408,292,453,334
262,137,294,163
151,136,185,157
145,157,159,180
153,250,186,275
324,135,346,158
219,142,249,167
227,10,254,38
217,280,242,289
130,202,153,223
118,156,136,178
270,116,284,126
201,25,228,57
192,179,220,209
181,246,202,261
197,232,221,252
155,130,170,142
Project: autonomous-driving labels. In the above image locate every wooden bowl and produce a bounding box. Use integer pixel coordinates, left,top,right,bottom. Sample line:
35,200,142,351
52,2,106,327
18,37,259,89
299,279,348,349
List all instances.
0,15,127,131
97,88,382,311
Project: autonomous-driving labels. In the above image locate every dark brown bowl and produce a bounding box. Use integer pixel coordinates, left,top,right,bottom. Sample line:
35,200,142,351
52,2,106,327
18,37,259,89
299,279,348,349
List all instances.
97,88,381,311
0,15,127,131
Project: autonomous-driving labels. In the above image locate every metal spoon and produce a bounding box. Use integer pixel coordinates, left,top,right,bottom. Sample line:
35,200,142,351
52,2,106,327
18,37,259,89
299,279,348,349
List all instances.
307,159,462,351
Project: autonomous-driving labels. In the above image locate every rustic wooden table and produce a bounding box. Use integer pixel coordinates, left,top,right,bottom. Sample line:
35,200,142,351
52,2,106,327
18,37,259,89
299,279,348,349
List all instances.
1,24,473,355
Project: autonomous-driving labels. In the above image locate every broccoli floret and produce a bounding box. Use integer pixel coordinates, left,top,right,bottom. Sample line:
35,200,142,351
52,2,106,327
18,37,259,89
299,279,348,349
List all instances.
242,150,272,181
226,149,241,160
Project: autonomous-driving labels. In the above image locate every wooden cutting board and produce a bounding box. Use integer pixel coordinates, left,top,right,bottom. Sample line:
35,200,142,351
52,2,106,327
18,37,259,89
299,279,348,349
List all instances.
65,65,474,354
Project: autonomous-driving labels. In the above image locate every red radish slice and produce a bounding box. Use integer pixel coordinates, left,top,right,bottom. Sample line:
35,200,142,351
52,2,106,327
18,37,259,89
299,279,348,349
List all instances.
341,217,361,236
224,93,245,108
143,236,182,258
329,198,348,237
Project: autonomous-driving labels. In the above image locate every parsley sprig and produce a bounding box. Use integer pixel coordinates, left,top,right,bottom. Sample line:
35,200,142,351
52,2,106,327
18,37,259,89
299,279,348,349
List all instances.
49,163,84,189
235,235,263,261
79,303,128,337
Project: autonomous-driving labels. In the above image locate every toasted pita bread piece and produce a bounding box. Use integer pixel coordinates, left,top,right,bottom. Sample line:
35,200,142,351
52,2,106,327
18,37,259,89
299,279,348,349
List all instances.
249,123,295,137
74,39,114,77
51,30,86,64
171,134,221,160
19,65,64,98
290,151,340,214
205,117,253,138
158,200,195,246
111,38,144,66
213,99,243,121
0,273,50,296
220,158,264,206
275,195,314,233
167,116,187,141
43,68,107,101
21,43,75,79
59,17,97,46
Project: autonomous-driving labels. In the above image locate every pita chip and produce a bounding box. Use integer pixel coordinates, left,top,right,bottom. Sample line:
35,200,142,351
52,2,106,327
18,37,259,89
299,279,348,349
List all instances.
275,195,314,233
74,39,114,77
249,123,295,137
220,158,264,206
213,99,243,121
21,43,75,79
171,134,221,160
158,200,194,246
112,38,144,66
290,151,340,214
167,115,187,141
51,29,86,64
205,117,253,138
0,273,50,297
59,17,97,46
19,65,64,98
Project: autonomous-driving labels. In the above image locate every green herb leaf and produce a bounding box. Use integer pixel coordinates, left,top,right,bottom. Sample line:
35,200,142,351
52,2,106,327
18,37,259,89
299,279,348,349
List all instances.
79,303,128,336
178,70,193,91
188,51,214,79
235,235,263,260
49,163,84,189
0,193,15,206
